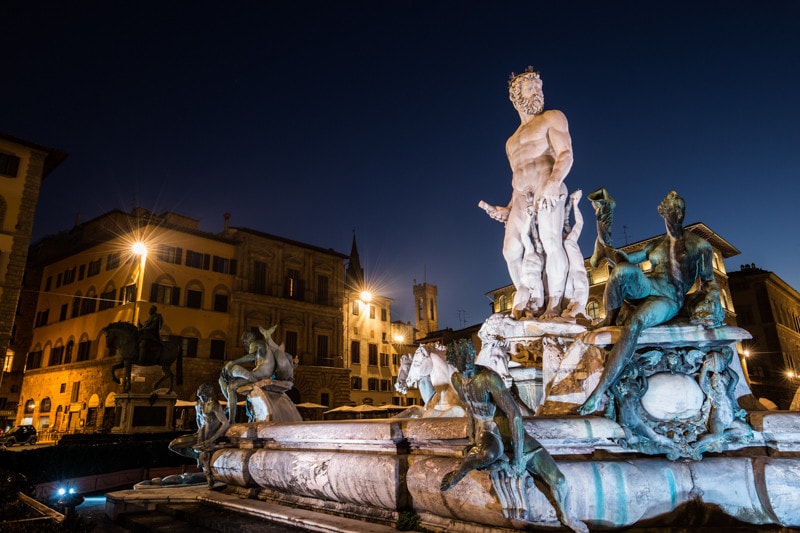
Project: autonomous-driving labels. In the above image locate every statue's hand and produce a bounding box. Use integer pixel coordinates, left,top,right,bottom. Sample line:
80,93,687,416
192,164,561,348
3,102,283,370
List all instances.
536,181,566,210
478,201,510,223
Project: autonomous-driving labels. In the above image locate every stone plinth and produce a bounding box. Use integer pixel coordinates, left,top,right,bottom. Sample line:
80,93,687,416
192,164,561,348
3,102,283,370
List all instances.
111,392,177,434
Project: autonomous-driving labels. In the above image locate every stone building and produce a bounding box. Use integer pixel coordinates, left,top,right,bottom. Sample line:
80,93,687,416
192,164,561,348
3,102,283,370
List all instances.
13,208,354,432
728,264,800,409
0,133,66,429
342,235,412,409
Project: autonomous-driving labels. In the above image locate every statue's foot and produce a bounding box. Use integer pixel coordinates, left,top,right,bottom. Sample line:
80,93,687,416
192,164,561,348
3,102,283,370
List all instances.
577,393,602,415
561,515,589,533
440,470,465,492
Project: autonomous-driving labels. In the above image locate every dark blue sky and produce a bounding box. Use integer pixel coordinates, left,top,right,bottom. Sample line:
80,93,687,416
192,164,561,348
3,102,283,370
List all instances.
4,1,800,328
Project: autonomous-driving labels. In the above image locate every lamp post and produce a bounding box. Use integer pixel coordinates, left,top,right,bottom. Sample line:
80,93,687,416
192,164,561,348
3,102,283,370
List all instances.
132,242,147,325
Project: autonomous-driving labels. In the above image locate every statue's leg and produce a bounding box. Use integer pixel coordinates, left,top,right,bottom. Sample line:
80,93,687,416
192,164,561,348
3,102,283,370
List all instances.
579,296,679,415
123,361,132,393
527,448,588,533
537,192,567,318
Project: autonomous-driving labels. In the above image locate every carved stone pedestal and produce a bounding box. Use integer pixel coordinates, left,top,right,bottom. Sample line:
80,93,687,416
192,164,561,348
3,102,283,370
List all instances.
111,392,177,434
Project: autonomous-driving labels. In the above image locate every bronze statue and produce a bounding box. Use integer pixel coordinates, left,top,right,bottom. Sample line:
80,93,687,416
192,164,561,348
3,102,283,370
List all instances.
579,190,724,415
219,325,294,422
138,304,164,360
168,382,229,488
441,341,587,533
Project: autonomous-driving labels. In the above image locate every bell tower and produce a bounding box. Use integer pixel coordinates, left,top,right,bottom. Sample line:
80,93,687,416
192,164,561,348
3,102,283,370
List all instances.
413,281,438,338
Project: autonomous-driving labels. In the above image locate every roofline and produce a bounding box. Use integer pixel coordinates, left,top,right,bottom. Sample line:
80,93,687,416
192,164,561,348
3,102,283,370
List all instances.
0,132,68,179
229,226,349,259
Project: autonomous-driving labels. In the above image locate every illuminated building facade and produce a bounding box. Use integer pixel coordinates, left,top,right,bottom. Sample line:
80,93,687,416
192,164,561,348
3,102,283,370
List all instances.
0,133,66,429
14,208,351,432
728,264,800,409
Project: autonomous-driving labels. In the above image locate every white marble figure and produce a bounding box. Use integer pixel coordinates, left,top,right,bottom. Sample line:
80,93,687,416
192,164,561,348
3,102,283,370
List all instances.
479,67,574,319
562,189,589,318
405,343,465,417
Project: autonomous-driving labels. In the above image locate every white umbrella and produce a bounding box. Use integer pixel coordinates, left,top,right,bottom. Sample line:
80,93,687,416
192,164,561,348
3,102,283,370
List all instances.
295,402,328,409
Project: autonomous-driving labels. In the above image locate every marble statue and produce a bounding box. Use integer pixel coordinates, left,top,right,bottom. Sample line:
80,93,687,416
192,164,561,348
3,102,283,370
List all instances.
579,190,724,415
479,67,574,319
562,189,589,318
219,325,295,422
441,340,588,533
168,382,229,487
404,343,465,417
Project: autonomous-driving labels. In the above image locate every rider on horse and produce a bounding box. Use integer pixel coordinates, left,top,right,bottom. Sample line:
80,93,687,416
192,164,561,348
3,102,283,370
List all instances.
139,305,164,361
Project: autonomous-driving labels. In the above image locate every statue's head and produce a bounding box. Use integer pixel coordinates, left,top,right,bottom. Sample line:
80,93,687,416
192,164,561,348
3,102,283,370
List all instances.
241,330,257,348
509,66,543,116
657,190,686,225
197,382,215,400
149,305,158,315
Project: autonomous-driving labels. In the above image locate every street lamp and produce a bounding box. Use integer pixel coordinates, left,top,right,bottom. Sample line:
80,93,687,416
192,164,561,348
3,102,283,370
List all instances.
131,242,147,325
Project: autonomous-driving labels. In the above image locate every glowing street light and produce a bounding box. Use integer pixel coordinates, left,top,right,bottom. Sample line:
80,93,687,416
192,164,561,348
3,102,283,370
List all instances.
359,290,372,303
132,241,148,325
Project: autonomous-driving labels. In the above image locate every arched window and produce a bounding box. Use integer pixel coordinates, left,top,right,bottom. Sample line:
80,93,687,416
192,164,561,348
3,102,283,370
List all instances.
587,300,601,320
40,397,52,413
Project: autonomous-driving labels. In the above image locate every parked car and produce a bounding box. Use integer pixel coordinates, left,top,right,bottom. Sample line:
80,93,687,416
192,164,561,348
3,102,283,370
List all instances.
0,425,37,446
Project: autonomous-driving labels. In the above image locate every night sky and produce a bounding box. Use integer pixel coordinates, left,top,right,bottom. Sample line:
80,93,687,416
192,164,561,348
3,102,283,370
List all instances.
4,1,800,328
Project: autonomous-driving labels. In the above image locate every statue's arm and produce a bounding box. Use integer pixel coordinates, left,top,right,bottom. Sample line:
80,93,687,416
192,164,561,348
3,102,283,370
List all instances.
540,111,573,206
197,403,230,448
490,375,525,474
690,243,724,327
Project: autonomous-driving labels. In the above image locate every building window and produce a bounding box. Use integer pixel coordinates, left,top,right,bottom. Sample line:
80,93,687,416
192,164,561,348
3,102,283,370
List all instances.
418,298,424,320
77,340,91,362
0,152,21,177
45,276,52,291
40,397,52,413
63,267,76,285
106,252,120,270
380,379,391,392
285,331,298,356
24,399,34,414
212,256,237,274
59,304,67,321
26,350,42,370
71,295,80,318
429,300,435,320
158,245,182,264
586,300,601,320
351,341,360,364
99,289,116,311
368,378,379,391
80,294,97,315
171,336,198,358
381,308,387,321
317,275,329,305
351,377,362,390
87,258,102,277
210,339,225,360
284,269,304,300
35,309,49,327
316,335,329,365
150,283,180,305
64,341,74,364
369,305,376,319
368,344,378,366
252,261,268,294
121,284,137,304
185,250,210,270
352,300,360,316
186,289,202,309
78,264,86,281
380,352,389,367
70,382,80,403
49,346,64,366
213,293,229,312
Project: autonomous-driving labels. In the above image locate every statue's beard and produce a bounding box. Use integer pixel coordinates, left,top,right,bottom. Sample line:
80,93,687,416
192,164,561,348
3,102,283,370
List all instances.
513,94,544,116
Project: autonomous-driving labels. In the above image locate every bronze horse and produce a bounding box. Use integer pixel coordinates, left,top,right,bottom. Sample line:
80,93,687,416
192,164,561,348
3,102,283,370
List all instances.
102,321,183,393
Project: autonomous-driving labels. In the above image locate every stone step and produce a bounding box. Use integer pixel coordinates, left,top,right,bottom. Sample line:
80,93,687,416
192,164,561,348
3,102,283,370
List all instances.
119,502,304,532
